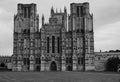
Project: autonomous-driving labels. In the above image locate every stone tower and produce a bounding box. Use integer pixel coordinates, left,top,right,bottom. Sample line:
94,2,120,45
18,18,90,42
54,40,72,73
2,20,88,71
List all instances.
12,3,40,71
12,2,94,72
68,2,94,70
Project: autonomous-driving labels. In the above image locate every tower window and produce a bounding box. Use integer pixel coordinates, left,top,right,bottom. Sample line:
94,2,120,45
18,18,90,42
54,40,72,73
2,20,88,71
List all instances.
77,6,79,17
77,6,83,17
66,58,72,64
24,8,27,18
80,6,83,16
52,36,55,53
24,7,31,18
28,7,30,18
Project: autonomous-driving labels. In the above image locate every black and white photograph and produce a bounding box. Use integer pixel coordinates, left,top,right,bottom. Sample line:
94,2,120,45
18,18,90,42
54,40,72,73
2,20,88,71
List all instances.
0,0,120,82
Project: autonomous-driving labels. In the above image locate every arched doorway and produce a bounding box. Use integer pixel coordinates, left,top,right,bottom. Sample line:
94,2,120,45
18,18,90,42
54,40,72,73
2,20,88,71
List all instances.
50,61,57,71
0,62,7,70
36,66,40,71
67,65,72,71
0,63,6,67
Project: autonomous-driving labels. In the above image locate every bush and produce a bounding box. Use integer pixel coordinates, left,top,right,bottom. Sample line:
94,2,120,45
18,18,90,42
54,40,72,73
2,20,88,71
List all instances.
106,57,120,72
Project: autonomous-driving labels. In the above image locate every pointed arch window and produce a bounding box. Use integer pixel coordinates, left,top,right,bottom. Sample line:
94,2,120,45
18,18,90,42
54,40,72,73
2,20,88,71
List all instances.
24,8,27,18
47,37,50,53
57,37,60,53
52,36,55,53
77,6,80,17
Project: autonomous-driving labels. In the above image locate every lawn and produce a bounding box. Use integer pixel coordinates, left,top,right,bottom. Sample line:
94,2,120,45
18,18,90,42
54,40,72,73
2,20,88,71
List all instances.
0,72,120,82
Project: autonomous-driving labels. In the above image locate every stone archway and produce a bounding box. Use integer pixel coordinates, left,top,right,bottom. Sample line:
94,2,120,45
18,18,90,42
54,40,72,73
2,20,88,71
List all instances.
50,61,57,71
36,66,40,71
0,62,6,67
0,62,7,70
67,65,72,71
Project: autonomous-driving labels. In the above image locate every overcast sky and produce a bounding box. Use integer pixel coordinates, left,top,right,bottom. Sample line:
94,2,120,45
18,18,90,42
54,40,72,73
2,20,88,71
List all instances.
0,0,120,56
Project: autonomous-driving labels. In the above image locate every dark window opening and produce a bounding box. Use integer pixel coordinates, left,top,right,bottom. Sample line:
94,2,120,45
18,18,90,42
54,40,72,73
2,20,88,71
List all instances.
66,58,72,64
23,58,26,65
81,57,84,65
28,7,30,18
52,36,55,53
77,6,83,17
98,57,100,60
24,29,27,33
28,29,30,33
77,29,80,33
78,57,80,64
23,58,29,65
27,58,30,65
47,37,50,53
57,37,60,53
81,29,84,33
35,58,41,64
23,29,30,33
80,6,83,16
24,8,27,18
77,6,79,17
24,7,30,18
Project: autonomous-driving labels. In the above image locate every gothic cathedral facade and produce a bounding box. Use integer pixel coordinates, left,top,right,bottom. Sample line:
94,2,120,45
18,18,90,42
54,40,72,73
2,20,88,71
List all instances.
12,2,94,71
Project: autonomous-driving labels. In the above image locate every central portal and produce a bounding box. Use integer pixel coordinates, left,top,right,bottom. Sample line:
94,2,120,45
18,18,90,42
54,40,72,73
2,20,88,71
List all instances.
50,61,57,71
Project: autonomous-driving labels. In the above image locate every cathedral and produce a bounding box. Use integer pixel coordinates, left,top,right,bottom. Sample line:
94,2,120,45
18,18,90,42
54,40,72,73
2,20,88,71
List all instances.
12,2,94,71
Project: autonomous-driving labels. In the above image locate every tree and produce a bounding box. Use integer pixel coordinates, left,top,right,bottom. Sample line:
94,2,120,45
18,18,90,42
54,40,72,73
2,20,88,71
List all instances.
106,57,120,72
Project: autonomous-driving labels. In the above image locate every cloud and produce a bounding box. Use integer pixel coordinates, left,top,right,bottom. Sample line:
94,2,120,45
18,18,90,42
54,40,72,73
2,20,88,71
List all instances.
91,0,120,27
0,8,12,23
95,21,120,52
0,21,13,56
0,7,13,55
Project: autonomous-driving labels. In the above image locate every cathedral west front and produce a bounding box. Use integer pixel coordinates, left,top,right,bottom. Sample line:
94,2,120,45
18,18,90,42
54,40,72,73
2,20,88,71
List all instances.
12,2,94,71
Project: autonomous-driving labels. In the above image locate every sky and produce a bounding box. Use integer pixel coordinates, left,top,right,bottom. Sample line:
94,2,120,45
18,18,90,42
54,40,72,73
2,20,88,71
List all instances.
0,0,120,56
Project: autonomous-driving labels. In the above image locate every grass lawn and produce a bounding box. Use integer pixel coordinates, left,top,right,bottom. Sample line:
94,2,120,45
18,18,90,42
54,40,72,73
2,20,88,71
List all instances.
0,72,120,82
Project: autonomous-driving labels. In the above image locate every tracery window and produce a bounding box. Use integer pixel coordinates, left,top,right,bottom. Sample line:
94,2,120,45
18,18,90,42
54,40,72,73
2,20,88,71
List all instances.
47,37,49,53
77,6,80,17
57,37,60,53
52,36,55,53
35,58,41,64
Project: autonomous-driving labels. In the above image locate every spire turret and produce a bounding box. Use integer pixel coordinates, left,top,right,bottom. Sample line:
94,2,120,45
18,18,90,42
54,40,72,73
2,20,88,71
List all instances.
51,6,54,17
42,14,44,25
64,6,67,13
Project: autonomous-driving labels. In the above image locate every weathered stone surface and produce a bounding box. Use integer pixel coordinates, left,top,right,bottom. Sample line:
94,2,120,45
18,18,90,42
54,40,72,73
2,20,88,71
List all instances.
12,2,94,71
